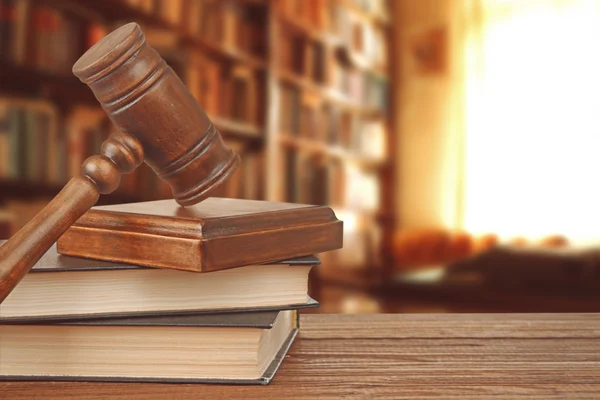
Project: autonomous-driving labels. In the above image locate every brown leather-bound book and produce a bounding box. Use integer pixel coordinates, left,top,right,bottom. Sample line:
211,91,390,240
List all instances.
57,197,343,272
0,309,299,384
0,242,319,322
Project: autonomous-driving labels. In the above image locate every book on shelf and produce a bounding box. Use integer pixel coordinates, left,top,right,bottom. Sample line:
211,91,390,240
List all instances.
186,53,222,118
279,83,300,136
324,105,340,145
221,0,243,51
328,160,346,205
298,91,322,140
0,309,300,384
297,153,336,207
0,98,61,184
184,0,205,36
3,1,83,74
241,150,264,200
138,0,154,14
10,0,29,64
63,105,174,199
0,1,15,62
279,0,327,29
278,28,305,76
65,106,107,180
217,138,246,198
194,0,263,58
312,157,330,205
284,147,298,203
338,110,353,148
0,210,15,239
193,142,263,201
282,150,348,207
330,61,388,110
231,65,258,125
294,151,312,205
156,0,183,27
201,57,222,116
214,64,264,121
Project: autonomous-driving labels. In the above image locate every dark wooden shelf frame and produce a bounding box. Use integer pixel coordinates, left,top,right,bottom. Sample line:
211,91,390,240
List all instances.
0,179,146,206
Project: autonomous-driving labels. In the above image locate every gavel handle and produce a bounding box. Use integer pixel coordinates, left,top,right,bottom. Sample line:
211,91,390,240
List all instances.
0,178,98,302
0,132,144,303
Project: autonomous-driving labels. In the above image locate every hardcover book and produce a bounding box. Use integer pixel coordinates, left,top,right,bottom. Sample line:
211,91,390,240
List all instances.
0,243,319,321
0,309,298,384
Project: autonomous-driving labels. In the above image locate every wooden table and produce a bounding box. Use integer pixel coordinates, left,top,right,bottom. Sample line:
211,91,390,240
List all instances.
2,314,599,399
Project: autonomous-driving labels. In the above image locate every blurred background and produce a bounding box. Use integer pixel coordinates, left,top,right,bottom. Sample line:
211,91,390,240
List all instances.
2,0,600,313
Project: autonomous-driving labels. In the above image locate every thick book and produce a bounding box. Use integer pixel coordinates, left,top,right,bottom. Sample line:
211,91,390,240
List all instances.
0,243,319,321
0,309,298,384
57,198,343,272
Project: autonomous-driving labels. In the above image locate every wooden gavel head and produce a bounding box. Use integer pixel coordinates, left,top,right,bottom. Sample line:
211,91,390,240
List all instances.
72,22,239,205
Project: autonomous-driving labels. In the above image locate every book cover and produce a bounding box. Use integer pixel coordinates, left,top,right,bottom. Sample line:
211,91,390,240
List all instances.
0,310,300,384
0,241,321,321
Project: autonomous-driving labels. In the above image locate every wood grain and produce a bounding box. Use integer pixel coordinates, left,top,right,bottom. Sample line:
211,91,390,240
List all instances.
2,314,599,399
57,198,343,272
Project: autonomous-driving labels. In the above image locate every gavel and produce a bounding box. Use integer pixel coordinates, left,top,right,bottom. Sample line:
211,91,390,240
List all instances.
0,23,240,302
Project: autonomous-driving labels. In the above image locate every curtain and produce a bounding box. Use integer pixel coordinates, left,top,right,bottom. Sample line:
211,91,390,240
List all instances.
461,0,600,245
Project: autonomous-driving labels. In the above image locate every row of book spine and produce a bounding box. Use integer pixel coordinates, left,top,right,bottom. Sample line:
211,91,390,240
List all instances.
0,0,267,75
187,59,263,127
279,84,386,159
331,65,388,111
212,142,264,201
125,0,265,58
278,0,389,70
277,29,327,84
283,151,380,211
0,101,266,201
0,102,62,183
277,28,388,111
0,0,83,74
0,101,171,199
329,1,388,67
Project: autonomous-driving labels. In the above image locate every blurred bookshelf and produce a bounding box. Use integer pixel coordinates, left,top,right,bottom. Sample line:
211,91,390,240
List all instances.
0,0,395,293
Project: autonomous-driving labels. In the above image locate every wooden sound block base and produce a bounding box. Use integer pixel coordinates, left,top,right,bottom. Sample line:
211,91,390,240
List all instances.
57,198,343,272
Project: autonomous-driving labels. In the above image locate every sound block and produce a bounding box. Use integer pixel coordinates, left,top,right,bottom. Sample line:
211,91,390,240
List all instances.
57,198,343,272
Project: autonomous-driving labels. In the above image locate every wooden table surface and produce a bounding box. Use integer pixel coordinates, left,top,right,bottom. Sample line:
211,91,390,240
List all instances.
2,314,600,399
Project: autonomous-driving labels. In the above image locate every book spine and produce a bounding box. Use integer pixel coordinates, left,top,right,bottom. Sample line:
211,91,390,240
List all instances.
11,0,30,65
0,0,16,62
0,103,8,178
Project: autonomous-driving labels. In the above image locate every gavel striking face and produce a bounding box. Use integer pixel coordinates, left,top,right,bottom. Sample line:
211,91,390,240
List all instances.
0,23,239,302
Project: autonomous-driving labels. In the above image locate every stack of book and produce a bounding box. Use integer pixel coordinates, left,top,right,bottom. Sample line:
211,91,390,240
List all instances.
0,244,318,384
0,198,343,384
